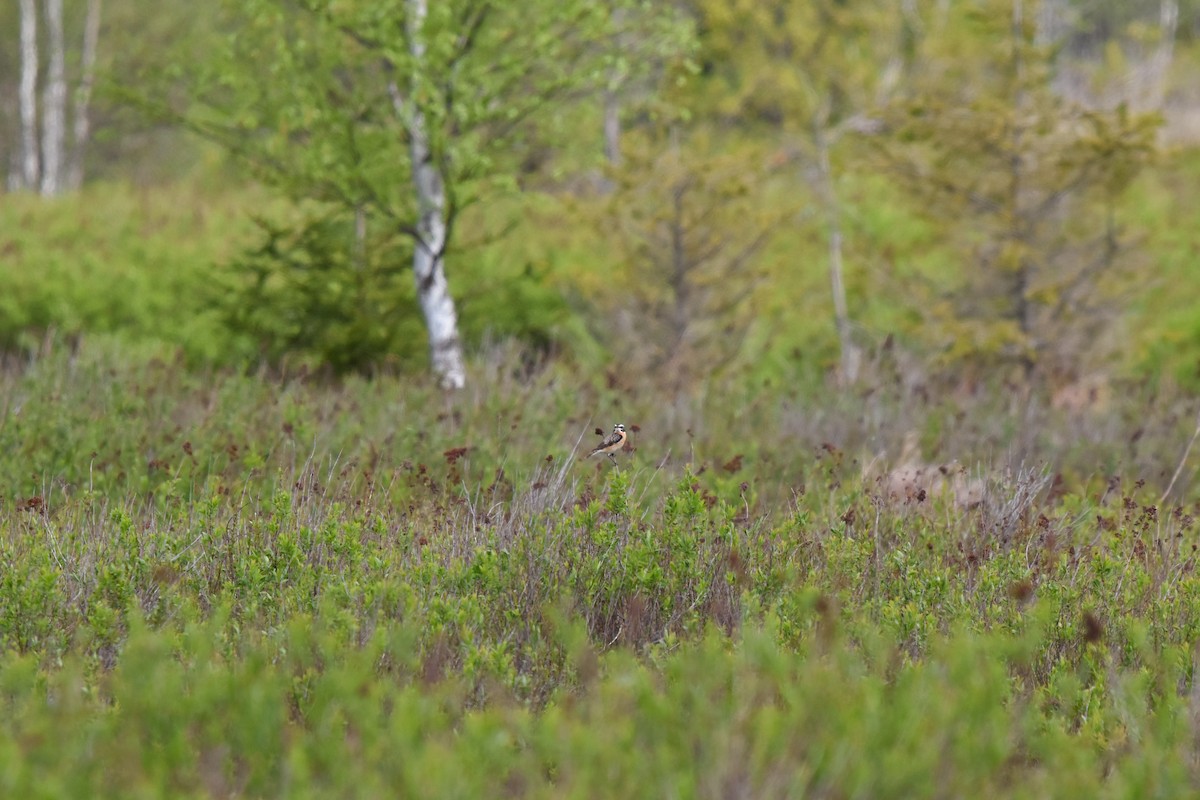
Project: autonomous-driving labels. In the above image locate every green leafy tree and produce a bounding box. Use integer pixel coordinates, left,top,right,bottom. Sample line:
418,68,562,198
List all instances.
685,0,919,383
580,133,787,389
163,0,688,385
876,0,1158,379
597,0,695,167
220,212,423,373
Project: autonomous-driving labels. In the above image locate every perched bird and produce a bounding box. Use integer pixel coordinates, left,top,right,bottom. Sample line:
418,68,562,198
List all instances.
588,423,627,464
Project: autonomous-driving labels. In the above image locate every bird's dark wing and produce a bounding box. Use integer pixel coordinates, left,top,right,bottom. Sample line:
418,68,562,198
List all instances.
590,431,622,453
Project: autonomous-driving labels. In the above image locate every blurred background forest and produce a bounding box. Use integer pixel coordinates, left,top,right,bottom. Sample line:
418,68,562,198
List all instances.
2,0,1200,397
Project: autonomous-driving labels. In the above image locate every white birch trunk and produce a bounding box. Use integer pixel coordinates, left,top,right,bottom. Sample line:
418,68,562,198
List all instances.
1148,0,1178,109
393,0,466,389
17,0,40,190
602,5,626,167
68,0,102,191
603,91,621,166
40,0,68,196
814,124,861,386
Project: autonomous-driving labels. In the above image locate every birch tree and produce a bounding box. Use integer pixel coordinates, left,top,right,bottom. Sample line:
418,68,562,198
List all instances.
10,0,102,194
167,0,683,386
687,0,917,385
598,1,693,168
390,0,463,386
40,0,67,196
67,0,102,191
17,0,40,190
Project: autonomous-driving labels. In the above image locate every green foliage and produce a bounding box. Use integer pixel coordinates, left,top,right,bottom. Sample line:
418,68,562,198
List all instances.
219,211,425,373
1119,148,1200,388
5,348,1200,792
10,615,1200,797
875,0,1160,377
0,181,261,363
145,0,694,375
11,7,1200,789
687,0,910,130
3,341,1200,791
0,179,585,374
579,133,789,383
7,0,1200,387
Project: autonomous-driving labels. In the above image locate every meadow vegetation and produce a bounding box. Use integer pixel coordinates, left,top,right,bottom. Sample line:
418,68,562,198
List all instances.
4,339,1200,795
6,0,1200,795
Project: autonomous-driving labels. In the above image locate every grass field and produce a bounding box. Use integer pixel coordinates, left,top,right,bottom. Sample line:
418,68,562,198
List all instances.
4,340,1200,796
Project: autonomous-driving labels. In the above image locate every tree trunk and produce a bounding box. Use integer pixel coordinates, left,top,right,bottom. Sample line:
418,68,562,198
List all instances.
1148,0,1178,109
17,0,40,191
41,0,67,197
397,0,467,389
68,0,102,191
814,124,861,386
603,91,621,166
668,182,689,354
1009,0,1035,378
353,205,367,270
1034,0,1065,46
603,4,627,169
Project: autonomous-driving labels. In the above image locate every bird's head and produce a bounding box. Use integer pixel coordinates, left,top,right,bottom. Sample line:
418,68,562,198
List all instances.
613,423,625,433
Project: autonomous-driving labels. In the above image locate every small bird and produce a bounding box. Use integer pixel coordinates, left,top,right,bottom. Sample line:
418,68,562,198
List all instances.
588,423,627,464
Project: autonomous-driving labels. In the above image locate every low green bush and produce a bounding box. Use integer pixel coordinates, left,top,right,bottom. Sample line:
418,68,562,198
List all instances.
3,341,1200,795
0,181,261,365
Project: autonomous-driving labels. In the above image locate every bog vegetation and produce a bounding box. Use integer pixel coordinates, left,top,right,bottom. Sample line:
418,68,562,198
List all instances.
4,346,1200,795
5,0,1200,796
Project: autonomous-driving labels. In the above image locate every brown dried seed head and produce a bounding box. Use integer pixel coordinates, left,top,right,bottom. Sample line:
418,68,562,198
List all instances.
1008,579,1034,603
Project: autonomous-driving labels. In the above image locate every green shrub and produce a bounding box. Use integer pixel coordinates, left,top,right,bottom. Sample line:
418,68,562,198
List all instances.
3,341,1200,793
217,212,426,373
0,181,261,364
